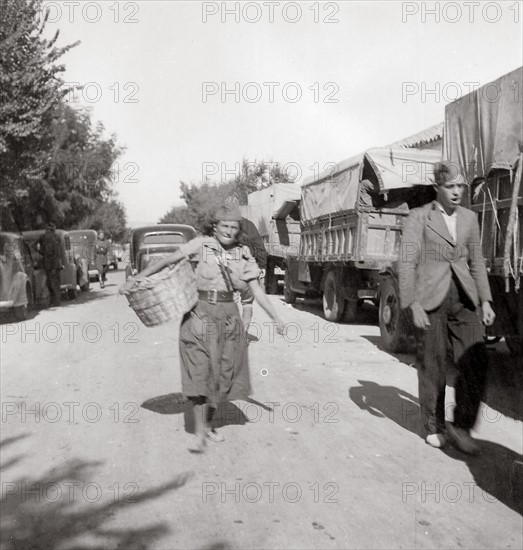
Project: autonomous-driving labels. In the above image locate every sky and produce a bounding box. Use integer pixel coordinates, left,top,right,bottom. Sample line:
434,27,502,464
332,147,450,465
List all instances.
42,0,523,224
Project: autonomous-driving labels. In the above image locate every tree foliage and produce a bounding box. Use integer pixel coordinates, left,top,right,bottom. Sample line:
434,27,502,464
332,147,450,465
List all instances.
73,199,128,242
0,1,127,235
0,0,79,205
160,159,296,231
9,102,125,231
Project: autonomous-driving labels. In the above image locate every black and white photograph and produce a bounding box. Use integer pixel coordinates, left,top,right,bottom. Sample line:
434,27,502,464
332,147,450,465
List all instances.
0,1,522,548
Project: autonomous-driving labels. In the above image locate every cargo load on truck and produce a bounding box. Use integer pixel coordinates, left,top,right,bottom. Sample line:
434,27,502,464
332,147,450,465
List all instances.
444,66,523,354
285,141,442,351
240,184,301,294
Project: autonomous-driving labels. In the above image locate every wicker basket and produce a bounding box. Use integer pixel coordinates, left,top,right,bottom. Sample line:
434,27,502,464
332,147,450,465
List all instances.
123,258,198,327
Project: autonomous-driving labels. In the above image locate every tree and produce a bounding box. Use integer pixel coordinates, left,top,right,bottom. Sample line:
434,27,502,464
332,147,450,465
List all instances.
160,158,296,231
0,0,79,206
9,102,125,230
74,199,128,242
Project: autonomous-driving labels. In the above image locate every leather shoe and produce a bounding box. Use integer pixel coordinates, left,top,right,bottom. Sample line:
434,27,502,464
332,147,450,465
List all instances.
447,423,481,455
206,429,225,443
425,433,446,448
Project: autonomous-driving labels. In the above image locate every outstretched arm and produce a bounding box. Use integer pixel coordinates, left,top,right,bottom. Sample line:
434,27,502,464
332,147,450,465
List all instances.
247,279,285,334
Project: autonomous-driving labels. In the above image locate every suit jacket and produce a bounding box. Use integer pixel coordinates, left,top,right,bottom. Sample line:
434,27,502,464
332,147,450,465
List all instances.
398,201,492,312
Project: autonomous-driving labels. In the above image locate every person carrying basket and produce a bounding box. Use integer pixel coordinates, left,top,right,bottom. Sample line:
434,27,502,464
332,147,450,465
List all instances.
121,205,285,453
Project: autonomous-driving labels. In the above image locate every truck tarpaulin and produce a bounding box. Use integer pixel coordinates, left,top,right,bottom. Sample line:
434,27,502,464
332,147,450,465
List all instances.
300,148,440,223
240,184,302,237
444,67,523,183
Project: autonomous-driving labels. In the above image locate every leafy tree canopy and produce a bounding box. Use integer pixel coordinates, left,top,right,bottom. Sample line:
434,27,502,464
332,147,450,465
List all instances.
160,159,296,231
0,0,79,205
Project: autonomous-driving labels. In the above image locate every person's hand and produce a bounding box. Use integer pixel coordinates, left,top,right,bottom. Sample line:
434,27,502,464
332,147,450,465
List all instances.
482,302,495,326
119,278,136,295
275,320,285,336
409,301,430,329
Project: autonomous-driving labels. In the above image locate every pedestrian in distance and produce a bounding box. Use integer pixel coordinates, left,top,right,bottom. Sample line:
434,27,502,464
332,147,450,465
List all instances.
35,222,63,307
120,204,285,453
95,229,110,289
398,161,495,455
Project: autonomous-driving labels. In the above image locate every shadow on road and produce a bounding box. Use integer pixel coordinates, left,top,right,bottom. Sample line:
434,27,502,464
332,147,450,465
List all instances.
0,434,192,550
361,336,523,423
281,296,380,326
0,285,119,326
349,380,522,515
140,394,249,434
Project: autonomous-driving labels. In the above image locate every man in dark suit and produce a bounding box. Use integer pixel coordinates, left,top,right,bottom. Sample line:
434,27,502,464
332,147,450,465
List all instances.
399,161,495,454
36,222,63,307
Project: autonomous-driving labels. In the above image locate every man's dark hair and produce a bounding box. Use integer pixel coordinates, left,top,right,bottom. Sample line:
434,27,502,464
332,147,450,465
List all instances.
433,161,465,186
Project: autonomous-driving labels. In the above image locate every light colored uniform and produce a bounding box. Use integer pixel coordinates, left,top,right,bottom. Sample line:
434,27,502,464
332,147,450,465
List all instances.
176,236,260,404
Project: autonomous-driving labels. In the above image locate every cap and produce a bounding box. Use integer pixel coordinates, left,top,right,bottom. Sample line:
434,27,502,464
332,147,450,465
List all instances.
215,205,242,222
46,222,56,231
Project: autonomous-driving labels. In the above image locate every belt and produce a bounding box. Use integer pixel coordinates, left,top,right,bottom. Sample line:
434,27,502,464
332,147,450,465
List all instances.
198,290,235,304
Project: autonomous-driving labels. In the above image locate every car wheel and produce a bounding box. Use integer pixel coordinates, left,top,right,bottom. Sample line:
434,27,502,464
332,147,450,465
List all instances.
14,304,28,321
67,287,78,300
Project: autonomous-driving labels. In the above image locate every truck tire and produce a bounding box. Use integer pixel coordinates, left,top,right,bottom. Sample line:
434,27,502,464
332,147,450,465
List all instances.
379,277,409,352
505,335,523,355
323,270,346,322
283,268,297,304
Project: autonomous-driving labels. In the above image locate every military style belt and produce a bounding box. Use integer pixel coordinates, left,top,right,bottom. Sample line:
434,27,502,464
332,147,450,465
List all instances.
198,290,235,304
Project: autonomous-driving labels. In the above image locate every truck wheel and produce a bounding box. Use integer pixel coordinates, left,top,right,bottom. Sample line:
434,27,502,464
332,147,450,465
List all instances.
323,271,345,322
379,277,409,352
283,269,297,304
505,335,523,355
344,300,358,323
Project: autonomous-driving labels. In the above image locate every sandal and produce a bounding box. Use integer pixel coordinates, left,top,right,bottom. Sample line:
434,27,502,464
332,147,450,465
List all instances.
206,429,225,443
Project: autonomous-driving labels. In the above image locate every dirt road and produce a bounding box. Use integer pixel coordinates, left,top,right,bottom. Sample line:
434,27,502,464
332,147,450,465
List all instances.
1,270,522,549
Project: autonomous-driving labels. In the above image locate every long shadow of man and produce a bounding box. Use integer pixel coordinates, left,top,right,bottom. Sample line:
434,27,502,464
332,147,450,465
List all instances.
349,380,522,515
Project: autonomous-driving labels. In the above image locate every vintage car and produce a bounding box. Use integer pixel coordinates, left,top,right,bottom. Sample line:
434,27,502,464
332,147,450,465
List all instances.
68,229,98,283
125,224,197,280
0,232,39,320
22,229,81,300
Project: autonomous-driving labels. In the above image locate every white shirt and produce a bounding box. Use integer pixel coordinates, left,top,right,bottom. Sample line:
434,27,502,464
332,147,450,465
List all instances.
436,203,457,242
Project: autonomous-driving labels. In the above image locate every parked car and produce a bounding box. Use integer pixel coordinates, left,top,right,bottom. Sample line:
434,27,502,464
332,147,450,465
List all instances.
69,229,98,283
0,232,38,320
22,229,80,300
125,224,197,280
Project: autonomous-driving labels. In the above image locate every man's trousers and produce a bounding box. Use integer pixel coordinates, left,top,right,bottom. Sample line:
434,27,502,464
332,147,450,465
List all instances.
416,277,488,436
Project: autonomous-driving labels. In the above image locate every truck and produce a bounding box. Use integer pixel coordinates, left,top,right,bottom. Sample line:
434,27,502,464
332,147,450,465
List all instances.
240,184,302,295
282,140,442,351
444,67,523,354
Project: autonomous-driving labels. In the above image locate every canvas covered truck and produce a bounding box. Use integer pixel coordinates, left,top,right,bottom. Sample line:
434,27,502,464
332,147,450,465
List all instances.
444,67,523,354
283,144,442,351
240,184,302,294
